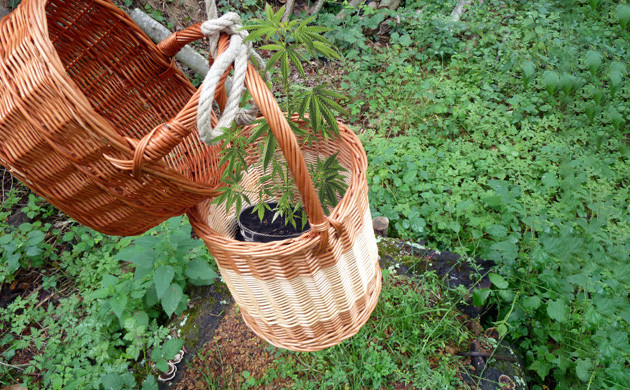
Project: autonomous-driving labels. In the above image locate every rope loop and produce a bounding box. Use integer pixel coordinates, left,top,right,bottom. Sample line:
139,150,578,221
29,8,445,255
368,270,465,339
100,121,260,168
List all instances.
197,12,260,145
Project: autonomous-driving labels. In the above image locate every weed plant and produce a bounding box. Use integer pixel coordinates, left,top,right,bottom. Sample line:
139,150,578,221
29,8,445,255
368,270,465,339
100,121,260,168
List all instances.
245,268,472,389
0,185,217,389
324,0,630,387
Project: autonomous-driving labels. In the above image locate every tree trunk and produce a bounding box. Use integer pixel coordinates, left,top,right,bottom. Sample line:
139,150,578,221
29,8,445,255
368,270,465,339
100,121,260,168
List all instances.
282,0,296,22
450,0,474,22
336,0,363,20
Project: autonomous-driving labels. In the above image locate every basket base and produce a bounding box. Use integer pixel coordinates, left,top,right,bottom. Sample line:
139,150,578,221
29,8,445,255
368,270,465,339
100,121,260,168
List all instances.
238,263,382,352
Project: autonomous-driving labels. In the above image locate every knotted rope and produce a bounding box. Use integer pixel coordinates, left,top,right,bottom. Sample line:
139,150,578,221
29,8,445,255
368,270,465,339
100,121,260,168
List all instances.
197,10,267,145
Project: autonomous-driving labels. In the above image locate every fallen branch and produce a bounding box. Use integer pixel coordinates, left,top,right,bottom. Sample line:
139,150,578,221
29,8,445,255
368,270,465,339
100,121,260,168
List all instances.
337,0,364,20
378,0,402,11
0,6,11,18
309,0,326,15
450,0,474,22
129,9,210,77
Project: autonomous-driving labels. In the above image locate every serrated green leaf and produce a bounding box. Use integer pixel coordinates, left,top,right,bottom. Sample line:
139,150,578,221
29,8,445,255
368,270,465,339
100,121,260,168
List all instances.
585,50,603,75
109,294,128,320
186,259,218,284
547,299,568,323
616,4,630,29
312,41,340,60
102,373,123,390
486,224,508,238
280,52,289,85
522,295,541,311
542,70,559,94
473,289,491,306
155,358,169,373
287,50,305,78
575,358,592,382
161,283,183,317
141,375,158,390
154,265,174,300
522,61,535,81
489,273,509,289
541,172,558,187
162,339,184,360
258,44,284,51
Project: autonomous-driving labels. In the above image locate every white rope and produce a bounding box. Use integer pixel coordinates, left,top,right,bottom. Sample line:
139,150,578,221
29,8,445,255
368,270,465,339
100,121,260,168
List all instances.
196,13,254,145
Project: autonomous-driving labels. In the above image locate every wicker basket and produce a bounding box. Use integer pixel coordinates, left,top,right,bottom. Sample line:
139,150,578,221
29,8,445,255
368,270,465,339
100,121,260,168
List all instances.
0,0,231,236
187,63,382,352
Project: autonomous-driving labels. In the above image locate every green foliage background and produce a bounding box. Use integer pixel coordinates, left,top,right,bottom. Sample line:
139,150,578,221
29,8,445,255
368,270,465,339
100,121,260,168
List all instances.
333,0,629,388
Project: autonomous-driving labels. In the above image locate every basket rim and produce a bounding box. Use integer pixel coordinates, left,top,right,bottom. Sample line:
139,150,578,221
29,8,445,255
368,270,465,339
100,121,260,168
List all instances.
12,0,218,191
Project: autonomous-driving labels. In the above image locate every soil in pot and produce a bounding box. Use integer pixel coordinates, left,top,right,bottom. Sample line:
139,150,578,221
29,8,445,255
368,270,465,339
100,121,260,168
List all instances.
237,202,310,243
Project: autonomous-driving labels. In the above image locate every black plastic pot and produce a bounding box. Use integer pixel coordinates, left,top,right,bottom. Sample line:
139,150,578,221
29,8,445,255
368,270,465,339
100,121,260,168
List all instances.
237,202,310,243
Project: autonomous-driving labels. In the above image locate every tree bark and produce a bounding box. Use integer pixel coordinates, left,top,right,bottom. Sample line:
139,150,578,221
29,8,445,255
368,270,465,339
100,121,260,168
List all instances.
282,0,296,22
129,9,210,77
336,0,363,20
378,0,402,11
0,6,11,19
309,0,326,15
450,0,474,22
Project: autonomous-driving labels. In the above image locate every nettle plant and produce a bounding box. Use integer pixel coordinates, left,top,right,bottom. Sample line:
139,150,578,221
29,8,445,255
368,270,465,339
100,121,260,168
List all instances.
212,5,350,229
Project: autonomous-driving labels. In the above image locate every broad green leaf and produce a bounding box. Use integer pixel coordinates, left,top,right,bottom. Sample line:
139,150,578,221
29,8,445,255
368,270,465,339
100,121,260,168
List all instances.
559,74,576,95
26,230,45,246
547,299,568,323
575,358,592,382
486,224,508,238
102,373,123,390
155,358,169,373
585,50,603,75
162,338,184,360
497,323,508,337
25,246,42,257
489,273,509,289
542,70,559,94
522,295,541,311
522,60,536,81
109,294,128,320
141,375,158,390
161,283,183,317
185,259,218,284
88,287,109,301
616,4,630,29
541,173,558,187
122,372,136,387
154,265,175,300
473,289,491,306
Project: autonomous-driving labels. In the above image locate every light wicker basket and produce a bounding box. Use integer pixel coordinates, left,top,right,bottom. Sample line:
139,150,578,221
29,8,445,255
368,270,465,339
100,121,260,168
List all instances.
0,0,232,236
187,63,382,352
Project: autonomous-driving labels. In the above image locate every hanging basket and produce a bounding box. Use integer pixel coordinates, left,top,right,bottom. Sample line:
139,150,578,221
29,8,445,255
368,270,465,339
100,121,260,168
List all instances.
187,62,382,352
0,0,232,236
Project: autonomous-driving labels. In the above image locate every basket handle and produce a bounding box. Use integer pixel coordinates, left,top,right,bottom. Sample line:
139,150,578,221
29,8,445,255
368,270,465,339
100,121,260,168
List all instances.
243,63,333,250
109,28,232,176
160,23,334,247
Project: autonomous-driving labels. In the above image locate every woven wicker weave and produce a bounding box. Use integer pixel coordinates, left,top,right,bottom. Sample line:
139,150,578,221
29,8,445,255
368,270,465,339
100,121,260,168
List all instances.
0,0,231,235
187,63,382,352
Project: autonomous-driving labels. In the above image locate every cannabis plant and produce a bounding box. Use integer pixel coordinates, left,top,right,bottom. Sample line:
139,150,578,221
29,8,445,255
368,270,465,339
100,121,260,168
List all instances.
212,4,350,229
